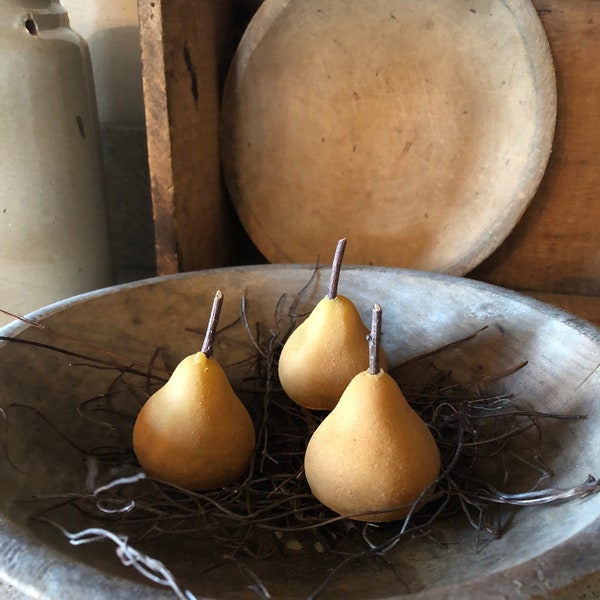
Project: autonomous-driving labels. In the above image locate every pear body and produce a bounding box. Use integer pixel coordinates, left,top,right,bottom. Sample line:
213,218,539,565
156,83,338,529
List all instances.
278,294,387,410
304,369,440,521
133,352,255,490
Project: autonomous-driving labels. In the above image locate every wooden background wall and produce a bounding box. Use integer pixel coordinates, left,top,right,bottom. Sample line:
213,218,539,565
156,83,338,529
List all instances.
473,1,600,325
139,0,599,325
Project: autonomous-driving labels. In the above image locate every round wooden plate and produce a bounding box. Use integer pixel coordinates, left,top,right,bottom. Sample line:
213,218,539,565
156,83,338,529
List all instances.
221,0,556,273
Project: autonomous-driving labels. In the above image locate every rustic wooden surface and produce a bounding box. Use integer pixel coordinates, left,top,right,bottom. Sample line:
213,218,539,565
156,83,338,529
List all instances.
472,0,600,324
138,0,246,275
1,266,600,598
141,0,599,326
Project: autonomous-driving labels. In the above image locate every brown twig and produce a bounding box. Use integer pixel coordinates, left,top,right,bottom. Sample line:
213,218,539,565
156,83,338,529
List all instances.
200,291,223,359
327,238,347,301
368,304,382,375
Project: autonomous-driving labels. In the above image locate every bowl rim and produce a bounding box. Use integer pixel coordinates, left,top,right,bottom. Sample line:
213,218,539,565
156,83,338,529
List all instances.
2,264,598,341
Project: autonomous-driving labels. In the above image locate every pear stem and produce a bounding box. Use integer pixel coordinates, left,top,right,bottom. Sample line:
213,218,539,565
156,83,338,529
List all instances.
201,290,223,359
328,238,347,300
368,303,382,375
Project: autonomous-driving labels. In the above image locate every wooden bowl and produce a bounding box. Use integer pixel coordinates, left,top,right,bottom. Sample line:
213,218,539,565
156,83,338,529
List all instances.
221,0,556,274
0,266,599,599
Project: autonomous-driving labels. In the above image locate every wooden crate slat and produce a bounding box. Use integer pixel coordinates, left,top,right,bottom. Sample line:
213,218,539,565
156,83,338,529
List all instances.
139,0,238,274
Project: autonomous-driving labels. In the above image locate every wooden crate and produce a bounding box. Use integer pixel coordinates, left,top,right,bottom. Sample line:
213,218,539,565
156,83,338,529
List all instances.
139,0,599,325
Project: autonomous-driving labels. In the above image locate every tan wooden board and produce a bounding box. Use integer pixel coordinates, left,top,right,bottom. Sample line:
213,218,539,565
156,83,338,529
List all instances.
138,0,244,274
472,0,600,299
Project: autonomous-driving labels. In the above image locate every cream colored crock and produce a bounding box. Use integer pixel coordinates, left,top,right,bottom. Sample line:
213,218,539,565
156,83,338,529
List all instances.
60,0,144,127
0,0,113,327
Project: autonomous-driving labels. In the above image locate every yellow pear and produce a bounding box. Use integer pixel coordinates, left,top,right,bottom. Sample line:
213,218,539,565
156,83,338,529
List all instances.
132,292,255,490
279,294,386,410
278,238,387,410
304,305,440,522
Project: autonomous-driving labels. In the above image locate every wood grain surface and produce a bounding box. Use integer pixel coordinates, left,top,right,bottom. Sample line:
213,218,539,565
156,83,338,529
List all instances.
472,0,600,323
139,0,243,274
140,0,599,325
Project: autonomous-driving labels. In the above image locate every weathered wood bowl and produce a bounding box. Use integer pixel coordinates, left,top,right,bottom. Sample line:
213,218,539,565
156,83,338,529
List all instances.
0,266,599,599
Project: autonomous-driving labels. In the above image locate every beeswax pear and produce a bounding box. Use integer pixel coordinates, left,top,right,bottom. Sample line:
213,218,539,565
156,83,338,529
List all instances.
304,304,440,522
133,291,255,490
278,239,387,410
